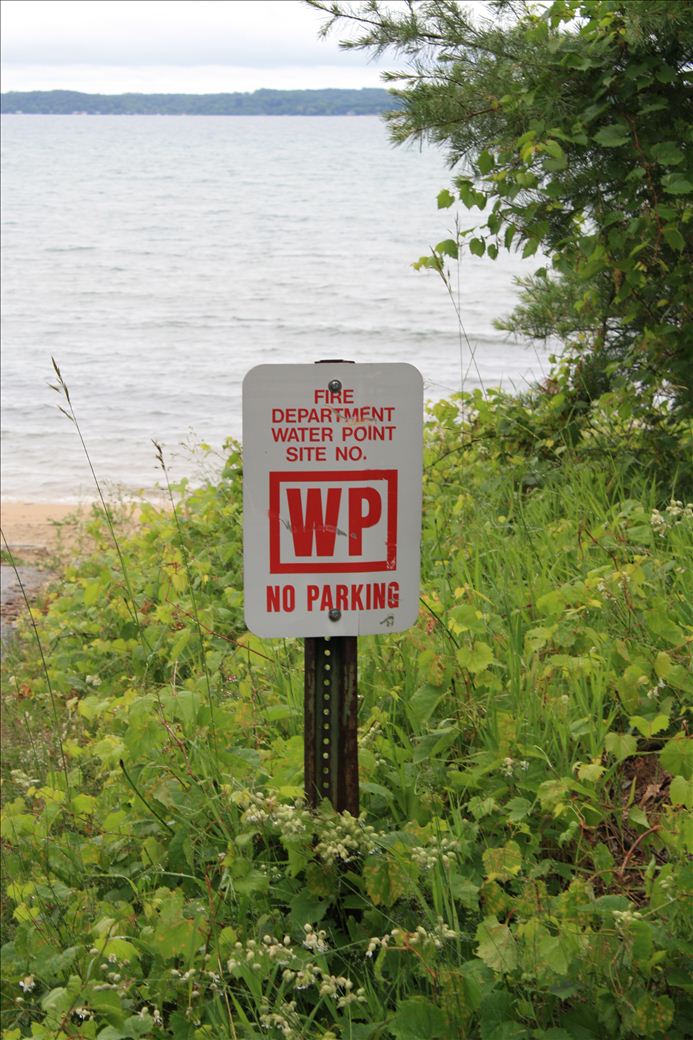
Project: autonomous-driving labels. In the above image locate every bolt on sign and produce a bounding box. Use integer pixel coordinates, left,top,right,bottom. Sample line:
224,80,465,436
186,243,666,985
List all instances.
243,363,423,638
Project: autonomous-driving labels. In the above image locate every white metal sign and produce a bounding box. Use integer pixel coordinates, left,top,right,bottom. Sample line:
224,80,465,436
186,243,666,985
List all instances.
243,362,423,638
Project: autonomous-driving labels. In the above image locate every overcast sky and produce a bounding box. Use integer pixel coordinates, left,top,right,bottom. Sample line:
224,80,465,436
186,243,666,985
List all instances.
0,0,396,94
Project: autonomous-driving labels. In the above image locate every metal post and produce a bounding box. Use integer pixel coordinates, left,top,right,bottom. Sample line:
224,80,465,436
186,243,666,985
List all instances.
303,358,360,816
304,636,359,816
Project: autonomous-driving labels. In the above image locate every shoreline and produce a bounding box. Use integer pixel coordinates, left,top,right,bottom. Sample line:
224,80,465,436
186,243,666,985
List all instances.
0,502,86,634
1,500,92,561
1,495,170,562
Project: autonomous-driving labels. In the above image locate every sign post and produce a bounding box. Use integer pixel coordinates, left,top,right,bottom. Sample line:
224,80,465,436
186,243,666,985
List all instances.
304,633,358,814
243,361,423,812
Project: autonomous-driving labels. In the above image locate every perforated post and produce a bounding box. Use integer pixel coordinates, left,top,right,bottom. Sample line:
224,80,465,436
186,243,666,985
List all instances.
304,636,359,815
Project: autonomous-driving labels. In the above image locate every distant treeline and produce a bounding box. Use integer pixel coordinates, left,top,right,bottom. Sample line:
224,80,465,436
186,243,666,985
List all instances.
0,88,399,116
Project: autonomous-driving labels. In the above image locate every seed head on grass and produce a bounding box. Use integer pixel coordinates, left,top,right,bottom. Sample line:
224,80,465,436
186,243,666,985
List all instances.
49,357,150,652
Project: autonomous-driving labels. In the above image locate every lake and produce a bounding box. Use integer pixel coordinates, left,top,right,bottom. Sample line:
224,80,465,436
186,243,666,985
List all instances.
1,115,549,500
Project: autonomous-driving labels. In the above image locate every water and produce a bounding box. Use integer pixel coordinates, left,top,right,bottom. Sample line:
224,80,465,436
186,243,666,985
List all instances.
1,115,548,501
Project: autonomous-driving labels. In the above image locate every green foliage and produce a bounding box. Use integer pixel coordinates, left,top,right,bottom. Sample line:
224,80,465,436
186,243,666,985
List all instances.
310,0,693,417
2,394,692,1037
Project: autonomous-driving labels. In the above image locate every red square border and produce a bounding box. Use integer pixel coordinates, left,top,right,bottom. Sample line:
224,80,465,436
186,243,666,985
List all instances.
269,469,398,574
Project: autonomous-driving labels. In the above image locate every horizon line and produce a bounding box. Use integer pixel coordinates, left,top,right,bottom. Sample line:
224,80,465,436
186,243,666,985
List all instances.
2,86,391,97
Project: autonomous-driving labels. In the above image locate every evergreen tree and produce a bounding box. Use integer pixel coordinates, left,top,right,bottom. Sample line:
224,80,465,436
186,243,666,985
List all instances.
309,0,693,417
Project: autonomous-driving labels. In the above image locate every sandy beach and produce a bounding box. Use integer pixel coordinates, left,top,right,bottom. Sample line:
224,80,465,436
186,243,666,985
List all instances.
0,498,156,639
1,500,91,561
1,501,91,640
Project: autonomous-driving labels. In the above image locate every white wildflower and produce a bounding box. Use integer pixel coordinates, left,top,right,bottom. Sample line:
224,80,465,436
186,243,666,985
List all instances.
259,1000,297,1038
317,972,365,1007
338,987,366,1009
283,963,321,990
139,1005,163,1025
366,918,458,958
10,770,40,790
612,908,643,931
432,917,460,943
411,835,460,871
302,923,329,954
366,934,390,957
263,933,293,964
314,813,379,864
241,793,311,838
359,721,382,748
651,500,693,536
646,676,667,700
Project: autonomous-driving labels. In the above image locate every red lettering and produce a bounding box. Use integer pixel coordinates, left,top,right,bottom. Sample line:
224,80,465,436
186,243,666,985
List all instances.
266,585,295,612
307,585,319,610
272,427,333,443
286,446,327,462
313,388,354,403
336,584,348,609
286,487,341,556
335,445,364,461
348,487,382,556
342,425,396,442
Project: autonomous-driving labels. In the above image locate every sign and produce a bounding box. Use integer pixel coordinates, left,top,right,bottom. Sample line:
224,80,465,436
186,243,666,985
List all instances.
243,362,423,637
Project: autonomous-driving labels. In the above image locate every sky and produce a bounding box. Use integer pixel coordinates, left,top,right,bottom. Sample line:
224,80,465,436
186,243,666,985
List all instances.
0,0,396,94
